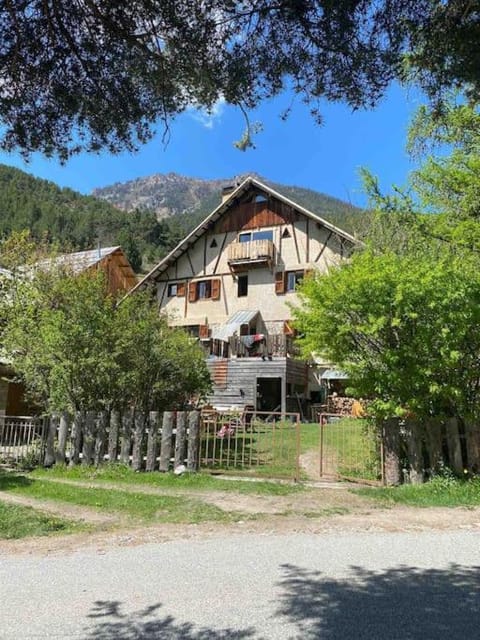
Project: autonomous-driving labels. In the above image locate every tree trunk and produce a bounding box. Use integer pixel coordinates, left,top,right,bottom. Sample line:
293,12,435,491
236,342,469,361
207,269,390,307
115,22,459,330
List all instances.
108,408,121,463
70,410,84,466
445,417,464,474
424,417,443,474
464,419,480,473
81,410,96,466
175,411,187,470
120,409,133,464
55,412,70,465
382,418,401,485
146,411,160,472
94,411,108,466
159,412,174,472
187,411,200,472
405,419,425,484
43,413,59,467
132,410,146,471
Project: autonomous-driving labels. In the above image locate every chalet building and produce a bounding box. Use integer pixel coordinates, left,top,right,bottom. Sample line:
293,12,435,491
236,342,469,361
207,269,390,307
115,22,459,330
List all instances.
0,246,137,416
132,177,357,416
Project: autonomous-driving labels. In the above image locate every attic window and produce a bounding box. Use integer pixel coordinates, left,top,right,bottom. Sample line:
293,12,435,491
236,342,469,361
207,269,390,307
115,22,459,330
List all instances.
210,238,218,248
282,228,291,239
254,194,268,203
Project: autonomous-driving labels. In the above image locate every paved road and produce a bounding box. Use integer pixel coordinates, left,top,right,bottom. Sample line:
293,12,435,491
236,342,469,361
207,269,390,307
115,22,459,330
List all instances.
1,530,480,639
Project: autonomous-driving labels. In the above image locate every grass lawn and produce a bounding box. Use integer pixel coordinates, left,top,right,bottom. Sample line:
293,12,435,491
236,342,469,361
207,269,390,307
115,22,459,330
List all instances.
0,500,86,539
356,477,480,508
32,464,304,495
218,418,379,481
0,473,249,524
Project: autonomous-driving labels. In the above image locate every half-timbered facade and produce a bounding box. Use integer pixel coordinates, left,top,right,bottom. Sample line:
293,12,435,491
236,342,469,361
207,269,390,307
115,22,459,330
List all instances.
133,177,357,415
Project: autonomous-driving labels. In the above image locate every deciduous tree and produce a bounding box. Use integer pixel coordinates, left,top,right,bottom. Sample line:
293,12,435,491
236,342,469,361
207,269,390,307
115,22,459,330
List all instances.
0,1,478,158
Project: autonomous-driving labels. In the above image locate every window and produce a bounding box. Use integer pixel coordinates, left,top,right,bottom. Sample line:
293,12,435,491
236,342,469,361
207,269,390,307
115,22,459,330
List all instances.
238,230,273,243
286,271,304,292
198,280,212,299
188,279,221,302
237,274,248,297
167,282,185,297
275,270,305,295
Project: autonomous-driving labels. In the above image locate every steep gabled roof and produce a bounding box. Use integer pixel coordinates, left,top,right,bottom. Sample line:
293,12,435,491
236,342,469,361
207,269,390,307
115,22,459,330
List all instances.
131,176,359,293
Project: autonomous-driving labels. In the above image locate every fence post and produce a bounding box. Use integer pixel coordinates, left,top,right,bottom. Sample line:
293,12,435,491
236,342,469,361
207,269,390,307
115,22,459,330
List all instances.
405,419,425,484
82,410,96,466
445,417,464,474
383,418,401,485
146,411,161,471
187,411,200,472
108,409,121,463
94,411,108,466
70,410,84,466
44,413,59,467
175,411,187,470
159,411,174,472
132,411,146,471
464,420,480,473
424,417,443,474
120,409,133,464
55,412,70,465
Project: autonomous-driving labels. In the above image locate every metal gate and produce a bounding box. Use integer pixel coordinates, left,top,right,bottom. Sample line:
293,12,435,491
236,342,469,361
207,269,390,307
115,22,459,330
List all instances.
200,410,301,480
0,415,46,464
319,413,384,484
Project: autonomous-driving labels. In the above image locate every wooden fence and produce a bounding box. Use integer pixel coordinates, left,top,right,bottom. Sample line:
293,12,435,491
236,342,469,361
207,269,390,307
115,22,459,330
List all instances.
382,417,480,485
0,410,202,472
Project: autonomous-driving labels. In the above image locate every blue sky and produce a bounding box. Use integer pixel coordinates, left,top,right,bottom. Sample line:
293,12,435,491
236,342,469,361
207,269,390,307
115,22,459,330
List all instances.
0,83,422,207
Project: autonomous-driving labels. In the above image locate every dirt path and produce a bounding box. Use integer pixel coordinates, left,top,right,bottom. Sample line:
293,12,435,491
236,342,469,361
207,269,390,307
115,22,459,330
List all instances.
2,475,480,557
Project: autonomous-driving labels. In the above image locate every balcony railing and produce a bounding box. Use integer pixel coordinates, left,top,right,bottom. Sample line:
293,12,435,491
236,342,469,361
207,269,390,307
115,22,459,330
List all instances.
227,239,275,269
205,335,300,359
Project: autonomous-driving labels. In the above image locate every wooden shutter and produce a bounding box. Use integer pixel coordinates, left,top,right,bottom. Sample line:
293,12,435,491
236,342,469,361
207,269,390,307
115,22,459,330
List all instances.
177,282,186,297
211,278,221,300
199,324,210,339
188,281,197,302
275,271,286,294
283,320,294,336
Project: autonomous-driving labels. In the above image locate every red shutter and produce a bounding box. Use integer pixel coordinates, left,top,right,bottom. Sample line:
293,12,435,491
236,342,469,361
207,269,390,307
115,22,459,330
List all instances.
177,282,186,297
283,320,294,336
188,281,197,302
199,324,210,339
211,278,221,300
275,271,286,294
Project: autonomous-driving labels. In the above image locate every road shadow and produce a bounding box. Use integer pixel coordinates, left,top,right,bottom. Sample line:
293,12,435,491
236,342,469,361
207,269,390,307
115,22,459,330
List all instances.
84,600,257,639
276,562,480,639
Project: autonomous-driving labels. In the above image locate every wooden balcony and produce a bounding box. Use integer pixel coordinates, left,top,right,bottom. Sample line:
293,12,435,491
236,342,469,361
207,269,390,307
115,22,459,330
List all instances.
227,239,275,271
205,335,300,359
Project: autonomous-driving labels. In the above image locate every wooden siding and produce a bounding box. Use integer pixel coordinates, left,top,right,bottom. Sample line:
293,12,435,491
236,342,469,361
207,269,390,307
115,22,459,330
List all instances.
98,249,137,294
215,199,297,233
206,357,307,411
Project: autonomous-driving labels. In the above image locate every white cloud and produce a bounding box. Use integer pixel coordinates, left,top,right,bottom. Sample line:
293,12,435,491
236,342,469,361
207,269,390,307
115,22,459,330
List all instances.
187,96,226,129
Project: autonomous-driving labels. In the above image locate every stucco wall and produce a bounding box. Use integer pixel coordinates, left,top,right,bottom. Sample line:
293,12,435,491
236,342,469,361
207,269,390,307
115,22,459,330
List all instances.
156,213,346,330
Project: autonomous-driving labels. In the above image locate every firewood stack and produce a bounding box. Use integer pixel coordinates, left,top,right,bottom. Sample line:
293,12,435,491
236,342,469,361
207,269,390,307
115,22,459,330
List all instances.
327,396,354,416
